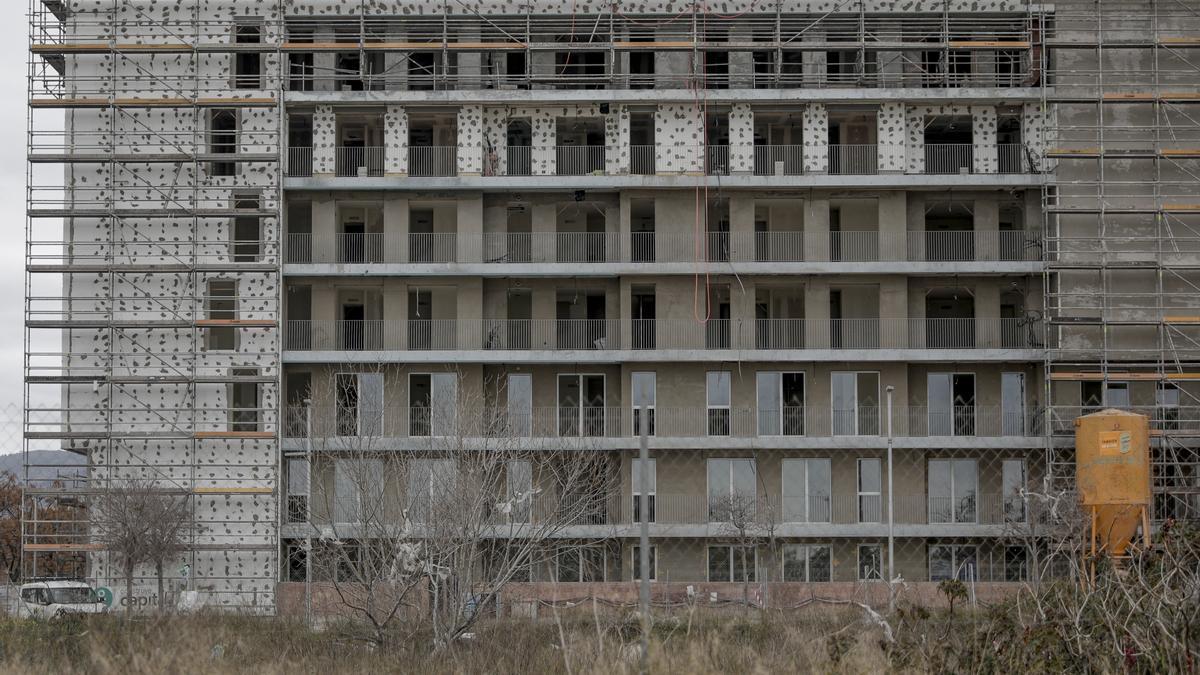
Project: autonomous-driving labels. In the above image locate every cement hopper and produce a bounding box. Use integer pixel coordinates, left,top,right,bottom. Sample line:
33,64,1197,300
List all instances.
1074,409,1152,557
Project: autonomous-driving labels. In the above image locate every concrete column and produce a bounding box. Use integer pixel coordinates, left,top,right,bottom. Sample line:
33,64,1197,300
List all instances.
905,106,924,174
731,278,756,350
531,286,556,349
802,30,826,86
728,25,753,88
907,286,925,349
803,104,828,174
906,193,926,261
384,195,410,263
618,193,632,263
729,195,755,263
457,105,484,176
656,29,691,89
532,112,555,176
458,279,484,349
312,197,336,264
975,197,1000,261
531,51,555,90
880,277,908,349
655,104,704,173
804,279,830,349
481,108,508,176
804,196,830,262
1023,102,1050,173
458,194,484,263
976,282,1002,349
878,191,907,261
729,103,754,175
531,202,556,263
312,105,336,177
384,105,408,176
314,29,336,92
877,102,905,173
458,28,482,89
619,277,633,350
605,105,631,175
972,106,998,174
385,280,408,350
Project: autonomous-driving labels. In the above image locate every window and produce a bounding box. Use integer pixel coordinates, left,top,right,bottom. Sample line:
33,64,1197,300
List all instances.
929,544,978,581
858,544,883,581
506,459,532,523
857,458,882,523
707,371,731,436
233,21,263,89
557,546,605,582
757,372,806,436
928,458,978,524
407,458,456,522
209,109,238,176
287,27,315,91
632,372,656,436
232,195,261,262
782,544,831,582
410,373,458,437
1157,382,1181,430
333,458,384,522
285,541,308,582
832,371,880,435
1002,459,1027,523
708,545,756,582
1081,380,1103,414
206,279,237,350
708,458,757,522
1004,546,1028,582
557,374,605,437
631,545,656,581
1105,382,1129,408
1002,372,1026,435
335,372,384,437
782,458,831,522
230,368,260,432
506,374,532,437
927,373,976,436
286,458,309,523
632,458,656,524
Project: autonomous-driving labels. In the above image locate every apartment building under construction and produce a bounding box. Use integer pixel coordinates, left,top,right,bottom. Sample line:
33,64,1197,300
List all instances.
23,0,1200,612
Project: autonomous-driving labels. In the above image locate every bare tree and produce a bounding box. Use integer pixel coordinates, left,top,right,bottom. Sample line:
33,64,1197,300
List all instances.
708,455,777,611
90,479,193,615
297,366,619,649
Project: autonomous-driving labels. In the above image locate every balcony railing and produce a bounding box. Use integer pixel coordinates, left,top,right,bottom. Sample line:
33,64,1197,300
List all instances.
287,146,313,177
753,145,805,176
335,146,384,177
335,232,385,263
830,230,880,262
505,146,532,176
283,404,1045,441
409,146,457,177
829,144,879,175
924,143,974,174
631,145,655,175
706,145,730,175
998,143,1028,174
556,145,606,175
283,317,1043,352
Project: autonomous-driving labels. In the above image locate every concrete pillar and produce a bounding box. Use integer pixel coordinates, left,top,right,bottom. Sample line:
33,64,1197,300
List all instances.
878,192,907,261
531,286,556,349
802,30,825,86
975,197,1000,261
803,104,829,174
805,279,830,349
906,192,926,261
458,194,484,263
731,278,756,350
458,28,482,89
905,106,924,174
457,105,484,176
804,196,830,262
655,104,704,173
314,29,336,92
729,103,754,175
384,279,407,350
532,202,556,263
880,277,908,349
312,197,336,264
972,106,998,174
619,277,633,349
618,194,632,263
656,29,691,89
458,279,484,349
384,195,409,263
312,105,336,177
482,108,508,176
729,195,755,263
976,282,1002,349
877,102,905,173
1023,102,1050,173
532,112,555,176
385,105,408,176
605,105,631,175
728,25,753,89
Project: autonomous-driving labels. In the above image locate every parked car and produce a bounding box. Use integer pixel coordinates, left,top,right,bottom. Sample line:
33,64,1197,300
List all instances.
17,580,107,619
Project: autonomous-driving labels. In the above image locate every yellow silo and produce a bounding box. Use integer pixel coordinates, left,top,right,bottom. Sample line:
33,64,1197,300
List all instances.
1074,409,1152,557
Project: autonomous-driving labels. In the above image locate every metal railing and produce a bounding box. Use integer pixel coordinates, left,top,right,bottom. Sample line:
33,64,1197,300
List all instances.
283,404,1046,441
409,146,457,177
908,230,1034,262
334,146,384,177
706,145,730,175
924,143,974,174
830,230,880,262
753,145,804,176
408,232,459,263
631,145,655,175
286,146,313,177
556,145,606,175
829,144,878,175
505,146,532,176
335,232,385,263
997,143,1027,174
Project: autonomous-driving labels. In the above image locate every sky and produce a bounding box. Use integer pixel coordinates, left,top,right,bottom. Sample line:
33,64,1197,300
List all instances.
1,8,32,419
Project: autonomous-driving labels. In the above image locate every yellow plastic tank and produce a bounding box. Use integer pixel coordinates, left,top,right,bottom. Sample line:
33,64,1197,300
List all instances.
1075,409,1152,556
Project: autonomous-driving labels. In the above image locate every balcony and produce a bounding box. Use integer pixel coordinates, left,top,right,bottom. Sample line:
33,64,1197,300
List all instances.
556,145,606,175
924,143,974,174
829,144,879,175
283,317,1043,352
752,145,805,176
283,404,1045,442
287,147,313,177
335,146,384,177
409,146,458,177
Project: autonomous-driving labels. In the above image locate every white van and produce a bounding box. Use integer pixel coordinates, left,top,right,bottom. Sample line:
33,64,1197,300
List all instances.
17,580,107,618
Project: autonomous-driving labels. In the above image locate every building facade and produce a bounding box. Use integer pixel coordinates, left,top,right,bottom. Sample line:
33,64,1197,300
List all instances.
24,0,1200,612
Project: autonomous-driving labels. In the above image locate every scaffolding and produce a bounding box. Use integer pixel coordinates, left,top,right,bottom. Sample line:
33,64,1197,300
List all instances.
1042,0,1200,520
24,0,284,609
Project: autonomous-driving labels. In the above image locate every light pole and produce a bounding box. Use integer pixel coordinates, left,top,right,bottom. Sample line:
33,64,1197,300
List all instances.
885,385,895,610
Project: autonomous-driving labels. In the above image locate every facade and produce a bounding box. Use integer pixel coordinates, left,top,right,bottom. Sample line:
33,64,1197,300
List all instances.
23,0,1199,612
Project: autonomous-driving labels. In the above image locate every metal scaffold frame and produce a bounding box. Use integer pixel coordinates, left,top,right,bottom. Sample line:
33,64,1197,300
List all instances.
1042,0,1200,520
24,0,285,609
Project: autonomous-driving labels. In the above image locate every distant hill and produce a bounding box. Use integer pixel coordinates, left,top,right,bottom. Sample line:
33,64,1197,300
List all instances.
0,451,85,485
